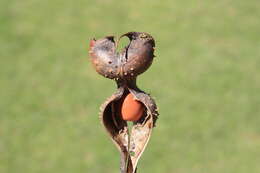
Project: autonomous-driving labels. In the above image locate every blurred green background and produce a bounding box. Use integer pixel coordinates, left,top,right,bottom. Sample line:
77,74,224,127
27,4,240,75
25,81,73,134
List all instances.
1,0,260,172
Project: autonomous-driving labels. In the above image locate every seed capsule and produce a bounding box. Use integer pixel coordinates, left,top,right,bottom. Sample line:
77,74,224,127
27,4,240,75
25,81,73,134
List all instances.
89,32,159,173
100,85,158,173
89,36,119,79
89,32,155,80
121,32,155,78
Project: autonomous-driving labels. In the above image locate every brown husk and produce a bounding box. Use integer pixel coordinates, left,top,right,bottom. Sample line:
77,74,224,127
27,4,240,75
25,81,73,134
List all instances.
100,80,158,173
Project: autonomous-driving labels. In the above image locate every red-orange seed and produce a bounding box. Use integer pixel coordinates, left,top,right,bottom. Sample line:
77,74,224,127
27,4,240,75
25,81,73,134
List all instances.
121,93,144,121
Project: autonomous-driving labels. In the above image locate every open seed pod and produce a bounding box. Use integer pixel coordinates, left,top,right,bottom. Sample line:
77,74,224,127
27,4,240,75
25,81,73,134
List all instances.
89,32,159,173
89,32,155,79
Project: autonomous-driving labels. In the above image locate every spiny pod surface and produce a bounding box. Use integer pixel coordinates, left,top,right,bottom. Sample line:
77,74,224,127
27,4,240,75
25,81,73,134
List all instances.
89,32,159,173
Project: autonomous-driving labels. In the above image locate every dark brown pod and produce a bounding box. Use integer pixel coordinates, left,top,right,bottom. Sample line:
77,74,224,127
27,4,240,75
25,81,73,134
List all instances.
89,36,120,79
120,32,155,78
89,32,155,79
89,32,159,173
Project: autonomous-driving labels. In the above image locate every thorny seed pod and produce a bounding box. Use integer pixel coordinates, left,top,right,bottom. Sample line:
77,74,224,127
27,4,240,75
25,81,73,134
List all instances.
89,32,159,173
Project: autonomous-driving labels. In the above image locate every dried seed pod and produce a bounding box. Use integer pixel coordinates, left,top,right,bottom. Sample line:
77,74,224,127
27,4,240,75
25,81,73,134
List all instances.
120,32,155,78
100,81,158,173
89,32,159,173
89,36,120,79
89,32,155,79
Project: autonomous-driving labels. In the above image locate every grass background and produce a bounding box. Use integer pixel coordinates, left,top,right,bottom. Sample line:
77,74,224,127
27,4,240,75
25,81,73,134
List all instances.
1,0,260,172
